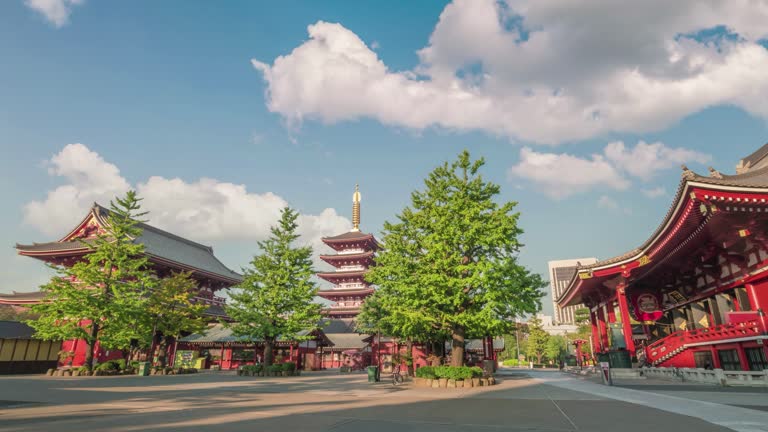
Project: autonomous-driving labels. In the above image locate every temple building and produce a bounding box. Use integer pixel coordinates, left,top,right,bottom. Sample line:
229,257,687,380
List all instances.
0,203,242,368
557,144,768,371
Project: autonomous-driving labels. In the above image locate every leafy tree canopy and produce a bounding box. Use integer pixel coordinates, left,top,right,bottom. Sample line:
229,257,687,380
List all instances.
225,207,323,366
366,150,546,366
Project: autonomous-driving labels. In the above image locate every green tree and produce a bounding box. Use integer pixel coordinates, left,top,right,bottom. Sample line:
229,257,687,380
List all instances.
525,316,549,364
147,272,208,367
573,307,593,342
545,335,567,363
225,207,323,367
28,191,154,371
366,151,546,366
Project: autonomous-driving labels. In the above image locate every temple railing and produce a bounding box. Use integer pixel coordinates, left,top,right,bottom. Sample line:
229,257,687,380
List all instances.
642,367,768,387
193,294,226,306
646,319,762,366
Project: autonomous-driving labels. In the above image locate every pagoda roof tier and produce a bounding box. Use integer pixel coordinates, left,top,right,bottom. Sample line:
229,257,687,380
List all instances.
558,143,768,308
322,306,362,316
316,270,368,284
321,231,380,251
317,288,375,298
16,204,242,286
319,251,375,267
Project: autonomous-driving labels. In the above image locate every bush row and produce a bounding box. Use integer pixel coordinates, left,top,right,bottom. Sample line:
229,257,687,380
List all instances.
415,366,484,380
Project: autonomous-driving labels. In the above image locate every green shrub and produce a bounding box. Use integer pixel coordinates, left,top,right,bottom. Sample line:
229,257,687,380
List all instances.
268,364,283,373
281,362,296,372
254,364,263,373
415,366,436,379
502,359,519,366
470,366,484,378
112,359,126,371
95,362,117,371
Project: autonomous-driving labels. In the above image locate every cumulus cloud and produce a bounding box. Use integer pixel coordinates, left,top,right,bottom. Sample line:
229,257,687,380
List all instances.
508,141,709,198
597,196,619,210
604,141,710,181
24,0,84,28
507,147,629,199
642,187,667,198
23,144,351,253
253,0,768,144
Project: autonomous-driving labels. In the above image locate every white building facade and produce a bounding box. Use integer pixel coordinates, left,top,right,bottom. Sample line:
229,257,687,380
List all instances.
548,258,598,325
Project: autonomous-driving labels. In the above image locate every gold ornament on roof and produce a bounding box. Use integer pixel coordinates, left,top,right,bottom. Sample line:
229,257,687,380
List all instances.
352,184,361,232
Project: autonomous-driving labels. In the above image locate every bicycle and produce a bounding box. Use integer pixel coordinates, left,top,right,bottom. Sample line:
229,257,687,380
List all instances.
391,364,404,386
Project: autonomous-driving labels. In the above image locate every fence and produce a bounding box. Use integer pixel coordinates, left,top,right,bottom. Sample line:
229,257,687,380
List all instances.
641,367,768,387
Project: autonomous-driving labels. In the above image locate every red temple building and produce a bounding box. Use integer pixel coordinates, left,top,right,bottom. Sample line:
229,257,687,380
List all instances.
0,203,242,369
557,144,768,371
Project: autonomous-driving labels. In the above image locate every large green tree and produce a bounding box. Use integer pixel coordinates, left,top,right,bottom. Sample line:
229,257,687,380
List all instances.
545,334,567,363
366,151,546,366
28,191,154,370
225,207,323,367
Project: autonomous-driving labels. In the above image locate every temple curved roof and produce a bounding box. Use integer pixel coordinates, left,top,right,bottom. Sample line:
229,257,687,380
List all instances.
16,203,242,285
557,142,768,306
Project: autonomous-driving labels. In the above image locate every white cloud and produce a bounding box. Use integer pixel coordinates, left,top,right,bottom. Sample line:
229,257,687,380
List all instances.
604,141,711,181
23,144,351,253
253,1,768,144
509,141,709,198
507,147,630,199
597,196,619,210
642,187,667,198
24,0,84,28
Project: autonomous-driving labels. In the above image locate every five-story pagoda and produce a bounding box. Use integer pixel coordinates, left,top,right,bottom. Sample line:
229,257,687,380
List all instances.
317,185,379,318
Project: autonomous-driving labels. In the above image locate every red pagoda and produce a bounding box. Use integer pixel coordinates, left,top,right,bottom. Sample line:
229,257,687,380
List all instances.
317,185,379,318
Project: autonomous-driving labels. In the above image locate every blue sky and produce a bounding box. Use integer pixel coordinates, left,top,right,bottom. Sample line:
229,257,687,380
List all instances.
3,0,768,316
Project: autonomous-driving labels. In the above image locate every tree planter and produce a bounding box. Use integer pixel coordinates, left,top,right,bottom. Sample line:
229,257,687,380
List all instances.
447,379,456,388
413,377,425,387
481,378,490,386
426,378,434,387
488,377,496,385
438,378,448,388
431,379,440,388
472,378,480,387
456,380,464,388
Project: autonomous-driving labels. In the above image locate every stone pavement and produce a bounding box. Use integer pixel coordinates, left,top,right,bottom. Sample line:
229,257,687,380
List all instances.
0,369,759,432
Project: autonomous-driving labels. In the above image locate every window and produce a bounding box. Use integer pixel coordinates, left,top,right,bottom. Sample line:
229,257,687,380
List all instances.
717,349,742,371
734,287,752,311
745,348,768,371
693,351,713,369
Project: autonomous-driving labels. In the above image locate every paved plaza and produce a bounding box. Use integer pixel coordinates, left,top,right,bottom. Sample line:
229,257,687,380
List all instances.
1,369,767,432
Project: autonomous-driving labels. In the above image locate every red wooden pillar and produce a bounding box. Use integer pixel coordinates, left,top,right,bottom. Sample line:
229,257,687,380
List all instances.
597,306,608,351
589,310,600,356
735,344,750,371
745,281,768,333
607,301,617,323
616,285,636,354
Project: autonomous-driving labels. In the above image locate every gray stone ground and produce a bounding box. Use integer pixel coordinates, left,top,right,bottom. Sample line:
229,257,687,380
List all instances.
0,368,763,432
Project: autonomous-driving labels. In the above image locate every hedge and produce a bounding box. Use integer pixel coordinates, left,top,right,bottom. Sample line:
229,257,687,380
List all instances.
415,365,484,380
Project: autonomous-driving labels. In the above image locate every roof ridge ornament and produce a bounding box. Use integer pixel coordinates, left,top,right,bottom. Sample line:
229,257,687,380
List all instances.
351,184,361,232
680,164,695,180
708,166,723,179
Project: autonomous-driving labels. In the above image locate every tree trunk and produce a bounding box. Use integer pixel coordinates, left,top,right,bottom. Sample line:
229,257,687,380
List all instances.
451,325,465,367
263,338,274,367
406,339,414,377
157,337,168,368
84,321,100,371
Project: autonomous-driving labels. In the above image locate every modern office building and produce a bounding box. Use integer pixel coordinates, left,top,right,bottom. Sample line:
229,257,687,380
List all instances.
548,258,598,324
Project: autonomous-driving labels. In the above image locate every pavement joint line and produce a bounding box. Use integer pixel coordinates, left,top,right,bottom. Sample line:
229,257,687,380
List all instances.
528,371,768,432
542,387,579,431
309,413,575,431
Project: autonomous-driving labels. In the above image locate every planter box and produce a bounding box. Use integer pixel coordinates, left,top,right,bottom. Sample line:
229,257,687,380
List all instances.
456,380,464,388
472,378,480,387
431,379,440,388
447,379,456,388
413,377,425,387
438,378,448,388
426,378,434,388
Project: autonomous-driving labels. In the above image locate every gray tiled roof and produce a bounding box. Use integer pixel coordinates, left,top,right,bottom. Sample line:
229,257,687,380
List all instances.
180,324,317,344
17,204,242,284
324,333,369,350
321,318,357,333
463,337,505,352
0,321,36,339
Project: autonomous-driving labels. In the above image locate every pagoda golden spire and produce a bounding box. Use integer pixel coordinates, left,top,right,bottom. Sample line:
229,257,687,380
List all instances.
352,184,361,232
